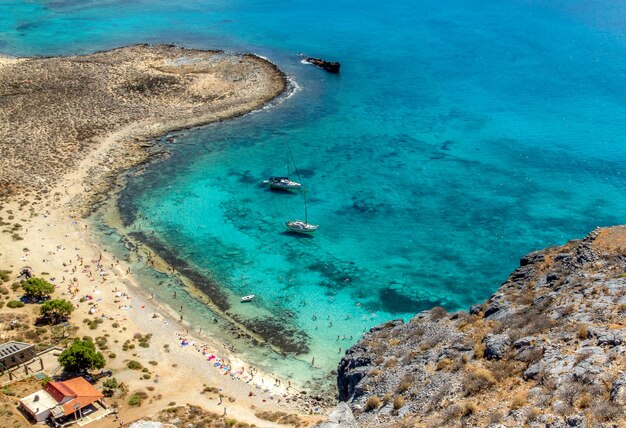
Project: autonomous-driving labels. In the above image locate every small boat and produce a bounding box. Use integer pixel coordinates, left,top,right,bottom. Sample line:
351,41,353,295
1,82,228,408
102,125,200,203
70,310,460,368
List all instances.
264,141,302,191
263,176,302,191
286,189,318,234
241,294,255,302
286,220,318,234
305,57,340,74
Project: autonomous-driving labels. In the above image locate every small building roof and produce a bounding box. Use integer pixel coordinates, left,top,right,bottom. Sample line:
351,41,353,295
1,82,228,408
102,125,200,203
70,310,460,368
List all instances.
22,377,104,421
20,390,58,415
51,377,103,417
59,377,103,400
0,341,34,358
46,381,75,400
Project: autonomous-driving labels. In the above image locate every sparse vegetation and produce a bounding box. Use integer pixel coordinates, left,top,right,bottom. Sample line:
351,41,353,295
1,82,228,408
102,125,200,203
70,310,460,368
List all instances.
577,324,588,340
462,365,496,396
7,300,24,308
127,360,143,370
393,395,405,410
365,395,381,411
510,391,527,410
254,410,303,427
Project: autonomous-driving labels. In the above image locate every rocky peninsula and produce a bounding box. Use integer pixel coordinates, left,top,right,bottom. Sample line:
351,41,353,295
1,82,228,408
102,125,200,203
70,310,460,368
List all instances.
329,227,626,427
0,44,286,210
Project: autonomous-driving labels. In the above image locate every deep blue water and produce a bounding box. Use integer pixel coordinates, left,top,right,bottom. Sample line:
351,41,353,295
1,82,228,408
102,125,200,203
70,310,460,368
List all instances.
4,0,626,379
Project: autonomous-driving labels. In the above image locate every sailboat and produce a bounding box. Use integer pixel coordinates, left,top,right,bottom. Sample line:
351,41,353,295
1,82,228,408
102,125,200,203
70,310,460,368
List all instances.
263,142,302,191
286,188,318,234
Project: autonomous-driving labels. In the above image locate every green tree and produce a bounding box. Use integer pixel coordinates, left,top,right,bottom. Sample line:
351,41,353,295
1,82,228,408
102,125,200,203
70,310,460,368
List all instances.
39,299,74,324
22,277,55,299
58,339,106,373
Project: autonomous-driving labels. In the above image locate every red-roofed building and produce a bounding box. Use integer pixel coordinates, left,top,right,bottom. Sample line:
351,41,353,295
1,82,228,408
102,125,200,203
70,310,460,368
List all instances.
20,377,104,423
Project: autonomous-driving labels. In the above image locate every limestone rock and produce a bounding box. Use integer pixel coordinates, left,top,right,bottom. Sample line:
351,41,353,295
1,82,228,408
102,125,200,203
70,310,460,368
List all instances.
313,403,357,428
484,334,510,360
610,371,626,405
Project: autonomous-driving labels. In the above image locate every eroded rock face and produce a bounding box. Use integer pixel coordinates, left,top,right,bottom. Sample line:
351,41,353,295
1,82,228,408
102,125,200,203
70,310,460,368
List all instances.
333,226,626,427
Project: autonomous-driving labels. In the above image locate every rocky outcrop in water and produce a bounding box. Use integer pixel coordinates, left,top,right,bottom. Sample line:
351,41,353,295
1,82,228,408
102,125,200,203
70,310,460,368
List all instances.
333,226,626,427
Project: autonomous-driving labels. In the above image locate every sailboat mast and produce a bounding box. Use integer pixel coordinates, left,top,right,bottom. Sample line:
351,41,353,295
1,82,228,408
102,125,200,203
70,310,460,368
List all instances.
285,141,302,182
285,142,290,177
303,188,308,224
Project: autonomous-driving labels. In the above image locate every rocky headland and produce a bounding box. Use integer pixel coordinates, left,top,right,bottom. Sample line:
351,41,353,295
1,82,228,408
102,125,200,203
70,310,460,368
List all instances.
329,226,626,427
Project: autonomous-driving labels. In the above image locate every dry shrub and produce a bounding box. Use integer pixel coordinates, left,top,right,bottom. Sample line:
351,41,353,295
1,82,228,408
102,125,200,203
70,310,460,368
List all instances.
577,392,592,409
462,402,477,416
577,324,588,340
397,376,412,393
430,306,447,320
393,395,405,410
384,356,398,368
590,400,624,422
389,338,400,347
510,391,527,410
462,365,496,396
371,341,388,355
443,403,463,421
474,342,485,359
559,381,583,406
402,349,418,364
490,359,523,382
443,402,475,422
365,395,381,411
383,393,392,404
436,358,452,371
526,407,542,423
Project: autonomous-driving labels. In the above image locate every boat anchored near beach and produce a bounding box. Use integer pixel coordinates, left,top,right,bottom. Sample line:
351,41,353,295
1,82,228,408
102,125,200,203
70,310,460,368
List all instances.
263,141,302,191
241,294,255,302
286,189,318,234
263,176,302,191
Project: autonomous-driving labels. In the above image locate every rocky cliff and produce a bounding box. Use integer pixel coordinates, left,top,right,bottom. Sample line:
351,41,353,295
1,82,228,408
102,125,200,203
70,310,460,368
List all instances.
334,227,626,427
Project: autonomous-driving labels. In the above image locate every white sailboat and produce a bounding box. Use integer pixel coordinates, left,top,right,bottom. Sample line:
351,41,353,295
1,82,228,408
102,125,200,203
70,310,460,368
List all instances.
286,188,318,234
263,142,302,191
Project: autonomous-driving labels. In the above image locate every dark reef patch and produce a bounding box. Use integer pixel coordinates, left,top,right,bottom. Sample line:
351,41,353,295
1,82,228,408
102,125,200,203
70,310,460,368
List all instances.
128,231,231,311
378,287,441,314
235,315,310,355
308,261,357,289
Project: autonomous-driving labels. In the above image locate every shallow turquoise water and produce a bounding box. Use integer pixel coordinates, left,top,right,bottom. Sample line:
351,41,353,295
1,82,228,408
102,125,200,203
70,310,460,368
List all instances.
4,0,626,381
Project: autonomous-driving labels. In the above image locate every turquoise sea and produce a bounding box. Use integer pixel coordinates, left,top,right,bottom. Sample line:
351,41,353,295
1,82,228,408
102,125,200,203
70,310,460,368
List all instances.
4,0,626,388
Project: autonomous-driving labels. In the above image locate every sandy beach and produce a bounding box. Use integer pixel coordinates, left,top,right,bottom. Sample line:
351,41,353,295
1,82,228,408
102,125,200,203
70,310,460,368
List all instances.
0,45,324,426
